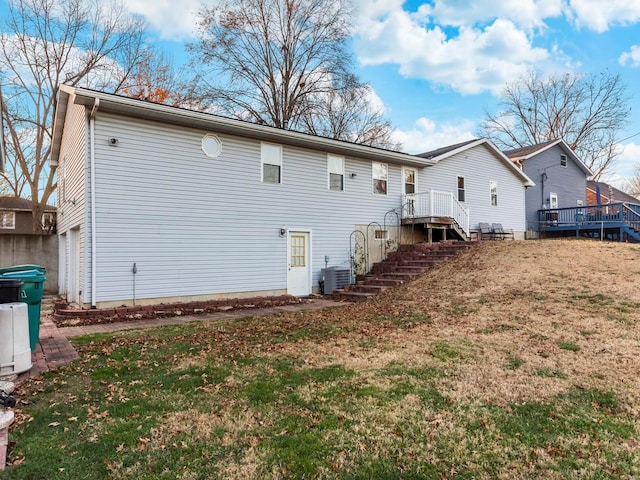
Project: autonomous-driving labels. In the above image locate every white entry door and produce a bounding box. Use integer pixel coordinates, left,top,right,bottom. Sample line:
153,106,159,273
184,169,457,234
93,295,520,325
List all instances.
287,231,311,297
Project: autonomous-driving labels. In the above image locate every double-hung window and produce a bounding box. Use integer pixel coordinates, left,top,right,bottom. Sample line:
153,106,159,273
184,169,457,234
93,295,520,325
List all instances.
261,143,282,184
560,154,567,167
457,176,465,202
372,162,388,195
490,181,498,206
403,167,416,194
328,155,344,191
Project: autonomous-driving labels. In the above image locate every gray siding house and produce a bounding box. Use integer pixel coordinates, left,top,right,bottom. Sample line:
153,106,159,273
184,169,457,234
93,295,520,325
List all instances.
504,140,592,233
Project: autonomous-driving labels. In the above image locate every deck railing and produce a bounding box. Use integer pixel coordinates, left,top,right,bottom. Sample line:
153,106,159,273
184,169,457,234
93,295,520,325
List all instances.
538,202,640,229
402,190,470,237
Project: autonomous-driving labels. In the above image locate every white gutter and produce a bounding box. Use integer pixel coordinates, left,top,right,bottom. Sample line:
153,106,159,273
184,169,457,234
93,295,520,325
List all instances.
89,98,99,308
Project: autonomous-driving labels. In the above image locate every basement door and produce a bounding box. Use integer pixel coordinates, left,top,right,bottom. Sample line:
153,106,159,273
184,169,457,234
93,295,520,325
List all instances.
287,230,311,297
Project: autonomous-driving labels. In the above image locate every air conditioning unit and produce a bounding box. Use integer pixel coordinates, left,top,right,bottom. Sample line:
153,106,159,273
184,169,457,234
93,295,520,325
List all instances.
322,267,351,294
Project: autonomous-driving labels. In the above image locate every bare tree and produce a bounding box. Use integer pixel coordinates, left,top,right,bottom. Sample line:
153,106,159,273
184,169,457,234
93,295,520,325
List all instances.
190,0,397,146
0,0,149,232
480,71,631,178
623,164,640,199
301,74,401,150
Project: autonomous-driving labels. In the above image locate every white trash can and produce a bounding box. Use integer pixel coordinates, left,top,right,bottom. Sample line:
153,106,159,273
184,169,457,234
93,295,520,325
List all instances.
0,303,32,377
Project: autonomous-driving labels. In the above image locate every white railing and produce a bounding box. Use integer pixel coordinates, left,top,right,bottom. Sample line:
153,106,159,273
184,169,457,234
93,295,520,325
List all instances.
402,190,470,237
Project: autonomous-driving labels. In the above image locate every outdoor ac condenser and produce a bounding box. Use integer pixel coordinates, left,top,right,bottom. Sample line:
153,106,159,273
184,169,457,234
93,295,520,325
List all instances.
322,267,351,294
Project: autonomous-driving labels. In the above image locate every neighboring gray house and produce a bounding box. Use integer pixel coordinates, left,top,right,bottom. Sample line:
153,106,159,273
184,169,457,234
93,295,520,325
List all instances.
50,86,535,308
413,139,534,240
504,140,592,233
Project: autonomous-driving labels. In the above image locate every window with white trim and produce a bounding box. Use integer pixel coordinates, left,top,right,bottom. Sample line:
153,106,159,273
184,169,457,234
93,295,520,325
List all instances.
560,154,567,167
372,162,388,195
549,192,558,209
490,181,498,206
202,134,222,158
261,143,282,184
403,167,416,194
457,176,465,202
0,211,15,229
327,155,344,191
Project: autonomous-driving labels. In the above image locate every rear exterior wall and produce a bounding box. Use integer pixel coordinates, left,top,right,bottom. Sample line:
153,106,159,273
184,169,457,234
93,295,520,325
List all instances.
87,113,420,306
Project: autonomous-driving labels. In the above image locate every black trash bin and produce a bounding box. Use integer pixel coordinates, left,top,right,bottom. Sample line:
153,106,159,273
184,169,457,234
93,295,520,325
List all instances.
0,279,23,304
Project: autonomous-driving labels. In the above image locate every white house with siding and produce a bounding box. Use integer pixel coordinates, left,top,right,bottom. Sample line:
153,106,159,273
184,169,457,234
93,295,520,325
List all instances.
51,86,531,308
405,139,534,240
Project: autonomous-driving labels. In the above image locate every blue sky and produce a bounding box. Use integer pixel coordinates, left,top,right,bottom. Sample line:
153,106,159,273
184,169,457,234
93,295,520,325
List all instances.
2,0,640,187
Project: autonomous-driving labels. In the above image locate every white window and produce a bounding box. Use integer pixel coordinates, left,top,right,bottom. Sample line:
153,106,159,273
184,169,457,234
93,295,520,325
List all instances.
202,134,222,158
261,143,282,184
457,176,465,202
327,155,344,191
0,211,15,229
372,162,388,195
560,154,567,167
490,181,498,206
549,192,558,209
403,167,416,194
374,229,388,240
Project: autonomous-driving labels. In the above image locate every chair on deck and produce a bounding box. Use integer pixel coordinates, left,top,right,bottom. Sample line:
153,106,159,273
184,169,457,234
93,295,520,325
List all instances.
491,223,514,240
479,222,495,240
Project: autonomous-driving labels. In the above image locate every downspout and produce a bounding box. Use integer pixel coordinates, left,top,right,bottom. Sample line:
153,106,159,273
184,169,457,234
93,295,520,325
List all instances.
89,98,99,308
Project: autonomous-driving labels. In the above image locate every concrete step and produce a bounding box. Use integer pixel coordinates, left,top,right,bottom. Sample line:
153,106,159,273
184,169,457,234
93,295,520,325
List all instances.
332,289,376,302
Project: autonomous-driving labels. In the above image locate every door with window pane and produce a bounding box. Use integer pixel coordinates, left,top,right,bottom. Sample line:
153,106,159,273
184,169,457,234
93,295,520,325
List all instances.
287,231,311,296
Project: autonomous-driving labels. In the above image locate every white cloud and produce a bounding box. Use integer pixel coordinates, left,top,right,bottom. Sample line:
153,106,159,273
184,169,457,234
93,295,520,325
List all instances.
116,0,205,40
393,117,476,155
422,0,563,31
567,0,640,32
619,45,640,67
354,4,549,95
599,142,640,190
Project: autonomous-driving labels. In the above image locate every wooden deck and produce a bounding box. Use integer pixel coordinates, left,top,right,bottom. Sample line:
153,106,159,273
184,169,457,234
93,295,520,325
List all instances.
538,202,640,242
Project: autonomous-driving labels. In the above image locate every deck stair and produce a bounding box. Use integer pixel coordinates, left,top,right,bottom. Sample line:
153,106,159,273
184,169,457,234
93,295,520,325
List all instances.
332,240,478,302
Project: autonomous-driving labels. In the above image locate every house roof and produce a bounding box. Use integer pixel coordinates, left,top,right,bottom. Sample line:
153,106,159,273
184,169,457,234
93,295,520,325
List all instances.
503,140,557,159
416,138,481,160
0,196,56,212
417,138,535,187
504,139,593,177
587,180,640,204
51,85,436,169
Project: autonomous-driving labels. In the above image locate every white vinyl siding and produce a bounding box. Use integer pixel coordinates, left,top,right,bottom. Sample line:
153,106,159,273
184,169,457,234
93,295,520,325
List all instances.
85,113,410,305
327,154,344,191
418,143,526,233
261,142,282,184
55,102,89,302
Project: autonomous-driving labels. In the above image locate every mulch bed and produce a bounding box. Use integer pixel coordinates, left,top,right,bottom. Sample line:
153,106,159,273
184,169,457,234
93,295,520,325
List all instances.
51,294,305,327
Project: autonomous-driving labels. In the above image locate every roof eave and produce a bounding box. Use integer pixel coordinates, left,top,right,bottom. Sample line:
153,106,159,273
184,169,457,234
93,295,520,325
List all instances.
60,86,435,169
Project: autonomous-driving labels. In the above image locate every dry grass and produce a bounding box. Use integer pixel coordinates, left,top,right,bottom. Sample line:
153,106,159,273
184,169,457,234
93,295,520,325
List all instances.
6,238,640,479
265,239,640,407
